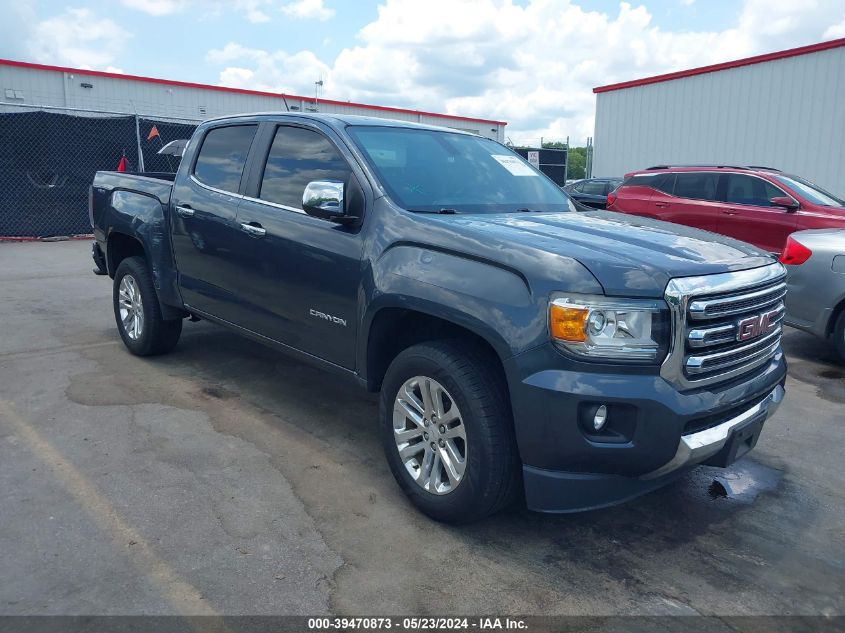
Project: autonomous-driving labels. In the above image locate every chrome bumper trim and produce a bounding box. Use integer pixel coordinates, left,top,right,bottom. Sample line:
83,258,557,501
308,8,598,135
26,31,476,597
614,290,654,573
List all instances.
641,384,785,480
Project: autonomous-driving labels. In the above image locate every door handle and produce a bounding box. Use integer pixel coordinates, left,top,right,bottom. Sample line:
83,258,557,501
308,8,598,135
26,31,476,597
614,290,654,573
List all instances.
175,205,195,218
240,222,266,237
654,201,670,208
722,209,739,215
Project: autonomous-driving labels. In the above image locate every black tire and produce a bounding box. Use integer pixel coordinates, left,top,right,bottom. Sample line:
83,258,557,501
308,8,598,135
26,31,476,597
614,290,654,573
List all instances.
379,340,520,523
834,310,845,363
113,256,182,356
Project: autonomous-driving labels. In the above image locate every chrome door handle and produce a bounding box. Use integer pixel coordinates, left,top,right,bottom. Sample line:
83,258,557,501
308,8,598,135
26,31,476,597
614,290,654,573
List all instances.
240,223,266,237
175,205,195,218
722,209,739,215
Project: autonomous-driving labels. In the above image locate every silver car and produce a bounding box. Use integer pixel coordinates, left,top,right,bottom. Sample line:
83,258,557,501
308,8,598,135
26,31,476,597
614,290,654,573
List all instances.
782,228,845,360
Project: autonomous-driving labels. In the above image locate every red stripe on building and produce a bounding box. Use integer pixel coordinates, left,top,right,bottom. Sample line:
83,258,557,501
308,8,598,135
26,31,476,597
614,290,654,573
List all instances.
593,37,845,94
0,58,507,127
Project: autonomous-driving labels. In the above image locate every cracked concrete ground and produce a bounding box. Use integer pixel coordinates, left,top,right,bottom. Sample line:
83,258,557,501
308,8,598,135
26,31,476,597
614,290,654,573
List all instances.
0,240,843,616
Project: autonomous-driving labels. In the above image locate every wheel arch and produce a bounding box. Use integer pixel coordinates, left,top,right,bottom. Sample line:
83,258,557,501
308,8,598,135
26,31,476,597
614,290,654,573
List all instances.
106,231,146,278
827,293,845,336
361,302,511,395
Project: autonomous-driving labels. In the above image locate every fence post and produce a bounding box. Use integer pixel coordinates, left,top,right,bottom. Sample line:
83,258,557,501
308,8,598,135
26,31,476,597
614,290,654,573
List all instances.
564,136,569,183
134,114,145,172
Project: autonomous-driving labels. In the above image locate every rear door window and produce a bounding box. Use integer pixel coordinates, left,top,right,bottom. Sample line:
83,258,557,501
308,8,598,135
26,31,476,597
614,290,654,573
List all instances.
580,180,606,195
673,172,719,201
193,125,257,193
653,173,676,195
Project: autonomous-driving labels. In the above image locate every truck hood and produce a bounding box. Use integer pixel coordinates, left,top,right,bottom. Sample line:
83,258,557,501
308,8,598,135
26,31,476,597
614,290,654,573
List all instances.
435,210,775,297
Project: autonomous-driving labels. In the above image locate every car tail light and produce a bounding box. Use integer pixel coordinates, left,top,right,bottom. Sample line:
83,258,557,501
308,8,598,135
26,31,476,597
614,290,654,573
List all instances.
607,191,617,207
779,235,812,265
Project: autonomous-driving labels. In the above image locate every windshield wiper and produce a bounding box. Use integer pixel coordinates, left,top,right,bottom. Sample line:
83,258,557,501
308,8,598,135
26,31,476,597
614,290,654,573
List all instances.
407,208,457,214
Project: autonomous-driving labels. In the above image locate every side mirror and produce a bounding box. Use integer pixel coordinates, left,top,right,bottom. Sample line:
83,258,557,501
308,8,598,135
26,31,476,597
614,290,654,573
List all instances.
303,180,357,224
770,196,799,211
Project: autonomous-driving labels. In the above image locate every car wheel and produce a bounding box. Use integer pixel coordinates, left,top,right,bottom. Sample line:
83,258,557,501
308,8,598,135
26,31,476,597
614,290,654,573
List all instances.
834,310,845,363
379,340,520,523
113,256,182,356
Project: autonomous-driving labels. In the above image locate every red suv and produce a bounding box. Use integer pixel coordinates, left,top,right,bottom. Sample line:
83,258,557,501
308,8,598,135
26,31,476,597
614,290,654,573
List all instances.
607,165,845,253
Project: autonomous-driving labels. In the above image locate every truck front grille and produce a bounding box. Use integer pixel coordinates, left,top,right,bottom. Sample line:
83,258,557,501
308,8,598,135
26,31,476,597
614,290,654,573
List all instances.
662,264,786,389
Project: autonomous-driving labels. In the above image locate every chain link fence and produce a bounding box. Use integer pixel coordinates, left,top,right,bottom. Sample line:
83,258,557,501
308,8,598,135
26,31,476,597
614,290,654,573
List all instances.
0,103,199,238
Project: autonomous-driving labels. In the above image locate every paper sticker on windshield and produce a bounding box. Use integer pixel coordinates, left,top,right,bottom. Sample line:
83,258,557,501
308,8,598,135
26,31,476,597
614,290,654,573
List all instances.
491,154,538,176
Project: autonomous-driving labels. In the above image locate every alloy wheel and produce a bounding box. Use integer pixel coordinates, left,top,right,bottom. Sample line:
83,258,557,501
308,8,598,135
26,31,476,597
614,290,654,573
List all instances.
392,376,467,495
118,274,144,340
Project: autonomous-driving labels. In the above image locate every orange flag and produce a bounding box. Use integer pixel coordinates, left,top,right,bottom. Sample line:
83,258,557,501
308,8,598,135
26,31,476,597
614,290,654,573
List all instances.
147,125,160,141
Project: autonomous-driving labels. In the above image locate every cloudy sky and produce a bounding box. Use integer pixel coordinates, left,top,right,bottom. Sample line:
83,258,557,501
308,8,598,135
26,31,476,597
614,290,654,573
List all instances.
1,0,843,144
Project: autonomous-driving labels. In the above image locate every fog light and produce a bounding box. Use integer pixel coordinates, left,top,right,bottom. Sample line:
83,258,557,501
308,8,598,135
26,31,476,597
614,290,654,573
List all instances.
593,405,608,431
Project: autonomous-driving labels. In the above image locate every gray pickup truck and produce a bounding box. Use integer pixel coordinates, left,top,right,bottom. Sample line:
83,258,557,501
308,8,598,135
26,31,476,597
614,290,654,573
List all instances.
89,113,787,522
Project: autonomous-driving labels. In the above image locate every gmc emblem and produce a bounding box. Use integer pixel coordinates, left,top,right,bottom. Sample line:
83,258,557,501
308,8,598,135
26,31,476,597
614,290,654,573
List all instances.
736,309,780,342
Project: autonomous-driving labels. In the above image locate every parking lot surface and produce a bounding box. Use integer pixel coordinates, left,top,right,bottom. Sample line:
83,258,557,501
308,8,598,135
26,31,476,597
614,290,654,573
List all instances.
1,240,843,617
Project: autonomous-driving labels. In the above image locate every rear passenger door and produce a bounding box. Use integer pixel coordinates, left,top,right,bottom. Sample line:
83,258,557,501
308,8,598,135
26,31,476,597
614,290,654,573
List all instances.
651,171,725,234
718,174,798,252
230,122,366,369
171,123,258,323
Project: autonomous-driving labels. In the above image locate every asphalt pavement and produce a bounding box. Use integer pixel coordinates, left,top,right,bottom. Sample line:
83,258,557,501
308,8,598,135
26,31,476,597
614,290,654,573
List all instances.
0,240,843,618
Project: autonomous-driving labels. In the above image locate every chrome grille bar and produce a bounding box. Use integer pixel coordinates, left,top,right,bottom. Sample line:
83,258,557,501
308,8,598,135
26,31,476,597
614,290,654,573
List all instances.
687,304,785,348
688,282,787,320
660,263,787,389
686,328,782,374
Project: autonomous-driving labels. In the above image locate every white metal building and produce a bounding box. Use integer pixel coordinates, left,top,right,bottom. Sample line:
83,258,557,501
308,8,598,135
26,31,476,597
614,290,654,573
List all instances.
592,38,845,196
0,59,507,140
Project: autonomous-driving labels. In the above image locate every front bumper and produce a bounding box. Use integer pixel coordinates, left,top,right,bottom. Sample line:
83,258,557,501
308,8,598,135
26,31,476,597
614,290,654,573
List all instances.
505,344,787,513
643,383,783,480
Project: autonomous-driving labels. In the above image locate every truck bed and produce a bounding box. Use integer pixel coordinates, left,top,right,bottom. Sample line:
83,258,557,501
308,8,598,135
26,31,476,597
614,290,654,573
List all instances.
92,171,175,206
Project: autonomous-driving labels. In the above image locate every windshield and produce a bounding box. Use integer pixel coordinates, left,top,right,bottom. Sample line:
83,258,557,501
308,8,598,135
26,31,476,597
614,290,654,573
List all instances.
773,174,844,207
347,126,575,213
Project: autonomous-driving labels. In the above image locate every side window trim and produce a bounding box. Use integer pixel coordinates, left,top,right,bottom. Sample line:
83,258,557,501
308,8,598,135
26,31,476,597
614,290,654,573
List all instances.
190,122,259,197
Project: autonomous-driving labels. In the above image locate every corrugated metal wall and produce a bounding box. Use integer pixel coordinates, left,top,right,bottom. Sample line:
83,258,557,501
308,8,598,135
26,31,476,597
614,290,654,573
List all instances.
0,63,505,140
592,45,845,196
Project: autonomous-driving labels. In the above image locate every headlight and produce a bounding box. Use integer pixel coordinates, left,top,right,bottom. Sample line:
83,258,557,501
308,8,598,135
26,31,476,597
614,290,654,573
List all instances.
549,294,669,363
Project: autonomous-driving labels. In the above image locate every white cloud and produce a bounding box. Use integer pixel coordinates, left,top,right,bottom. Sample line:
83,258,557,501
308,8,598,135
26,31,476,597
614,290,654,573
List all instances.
207,42,331,95
232,0,272,23
120,0,191,15
29,8,130,70
823,20,845,39
121,0,282,23
208,0,842,143
281,0,334,21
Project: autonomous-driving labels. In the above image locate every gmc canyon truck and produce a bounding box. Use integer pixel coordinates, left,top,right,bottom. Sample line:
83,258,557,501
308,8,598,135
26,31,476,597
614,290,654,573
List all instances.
90,113,787,523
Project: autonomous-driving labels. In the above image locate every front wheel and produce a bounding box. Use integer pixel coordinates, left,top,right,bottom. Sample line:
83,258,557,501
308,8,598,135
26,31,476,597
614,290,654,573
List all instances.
113,256,182,356
379,340,520,523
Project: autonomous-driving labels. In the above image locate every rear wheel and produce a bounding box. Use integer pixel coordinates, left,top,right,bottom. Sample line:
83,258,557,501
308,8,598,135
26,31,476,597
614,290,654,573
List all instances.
113,256,182,356
379,340,519,523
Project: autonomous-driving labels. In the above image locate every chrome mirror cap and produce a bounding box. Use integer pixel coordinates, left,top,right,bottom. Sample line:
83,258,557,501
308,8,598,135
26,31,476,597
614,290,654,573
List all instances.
303,180,344,217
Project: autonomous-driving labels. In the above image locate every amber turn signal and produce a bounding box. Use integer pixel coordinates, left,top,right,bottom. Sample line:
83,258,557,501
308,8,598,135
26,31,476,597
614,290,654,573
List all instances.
549,304,589,342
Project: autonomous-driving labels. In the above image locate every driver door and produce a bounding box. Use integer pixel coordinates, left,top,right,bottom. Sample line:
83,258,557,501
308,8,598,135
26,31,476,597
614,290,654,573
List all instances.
229,123,365,369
